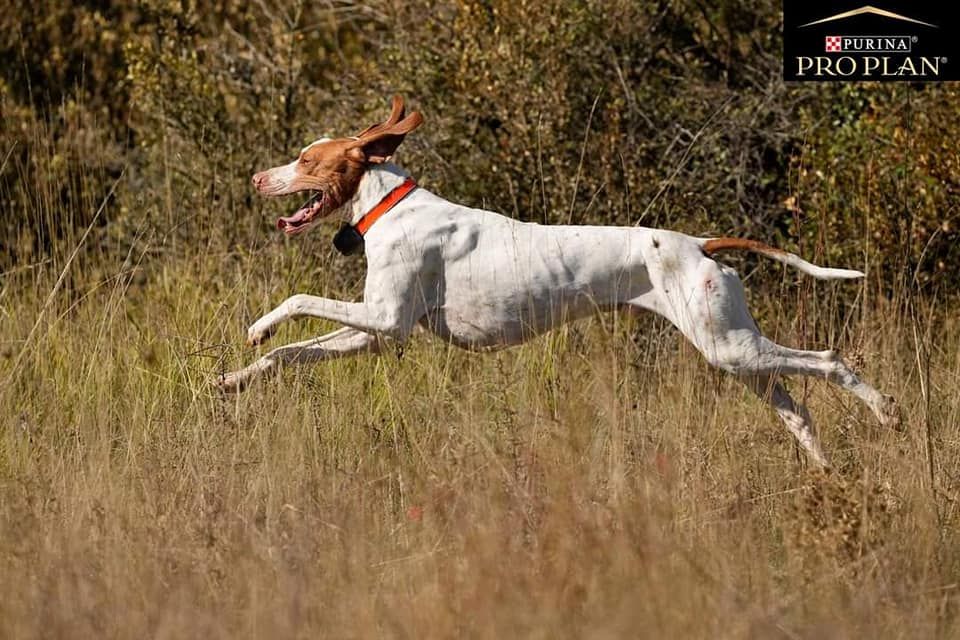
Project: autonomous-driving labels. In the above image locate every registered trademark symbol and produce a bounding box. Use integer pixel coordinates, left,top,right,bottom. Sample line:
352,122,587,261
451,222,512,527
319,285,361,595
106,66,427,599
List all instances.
912,36,918,43
942,57,949,64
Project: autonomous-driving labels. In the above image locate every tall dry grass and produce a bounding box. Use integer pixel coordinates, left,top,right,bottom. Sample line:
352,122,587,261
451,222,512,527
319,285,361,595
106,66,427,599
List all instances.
1,112,959,639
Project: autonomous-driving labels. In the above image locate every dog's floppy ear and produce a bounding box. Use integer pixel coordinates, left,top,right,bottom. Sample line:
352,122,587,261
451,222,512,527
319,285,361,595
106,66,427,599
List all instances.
349,110,423,164
354,95,406,139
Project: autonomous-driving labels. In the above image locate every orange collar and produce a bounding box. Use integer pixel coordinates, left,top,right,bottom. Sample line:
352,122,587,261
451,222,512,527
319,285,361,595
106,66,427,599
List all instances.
355,177,417,235
332,177,417,256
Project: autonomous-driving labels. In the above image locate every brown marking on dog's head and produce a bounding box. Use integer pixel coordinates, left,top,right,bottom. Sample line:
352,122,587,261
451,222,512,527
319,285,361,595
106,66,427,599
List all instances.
251,96,423,235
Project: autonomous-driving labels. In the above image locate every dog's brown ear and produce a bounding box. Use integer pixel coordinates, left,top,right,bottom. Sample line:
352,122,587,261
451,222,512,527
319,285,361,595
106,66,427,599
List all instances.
349,111,423,164
354,95,406,139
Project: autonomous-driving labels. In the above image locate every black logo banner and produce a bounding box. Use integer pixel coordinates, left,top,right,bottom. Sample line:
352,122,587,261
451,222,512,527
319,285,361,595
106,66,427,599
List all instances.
783,2,960,81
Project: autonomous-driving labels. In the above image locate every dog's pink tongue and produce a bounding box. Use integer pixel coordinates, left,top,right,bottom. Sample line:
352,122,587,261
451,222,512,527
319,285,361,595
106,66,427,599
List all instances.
277,210,309,233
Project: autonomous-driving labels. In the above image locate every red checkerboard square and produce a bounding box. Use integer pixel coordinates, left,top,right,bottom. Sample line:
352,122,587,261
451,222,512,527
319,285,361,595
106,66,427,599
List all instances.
825,36,842,52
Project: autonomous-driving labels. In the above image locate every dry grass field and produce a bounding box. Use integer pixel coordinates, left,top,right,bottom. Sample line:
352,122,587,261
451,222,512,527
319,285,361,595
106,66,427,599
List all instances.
2,2,959,637
1,169,959,639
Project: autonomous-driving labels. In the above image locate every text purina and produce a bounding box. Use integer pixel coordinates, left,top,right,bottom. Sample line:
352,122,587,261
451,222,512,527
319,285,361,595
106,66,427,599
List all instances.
836,36,911,52
796,56,941,77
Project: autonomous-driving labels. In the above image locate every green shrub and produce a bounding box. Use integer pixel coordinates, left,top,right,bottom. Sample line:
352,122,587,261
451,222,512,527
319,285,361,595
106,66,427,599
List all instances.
1,0,957,294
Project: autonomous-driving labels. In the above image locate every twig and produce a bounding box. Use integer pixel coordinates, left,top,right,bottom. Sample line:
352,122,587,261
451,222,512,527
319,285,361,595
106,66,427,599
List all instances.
0,141,17,175
567,91,603,224
634,95,735,226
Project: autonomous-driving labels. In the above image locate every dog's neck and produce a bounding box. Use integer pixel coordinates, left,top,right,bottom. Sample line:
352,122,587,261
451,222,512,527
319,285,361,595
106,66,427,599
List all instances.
342,163,411,226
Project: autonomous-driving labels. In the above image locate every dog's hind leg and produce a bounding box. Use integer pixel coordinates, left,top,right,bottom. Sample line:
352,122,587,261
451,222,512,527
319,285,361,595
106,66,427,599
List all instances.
743,344,900,429
653,258,898,429
699,328,898,433
741,374,828,467
217,327,381,393
636,256,898,467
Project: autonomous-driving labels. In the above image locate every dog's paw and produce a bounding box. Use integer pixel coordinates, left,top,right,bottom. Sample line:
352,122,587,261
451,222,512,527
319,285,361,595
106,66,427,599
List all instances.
214,370,247,394
878,394,903,431
246,321,276,347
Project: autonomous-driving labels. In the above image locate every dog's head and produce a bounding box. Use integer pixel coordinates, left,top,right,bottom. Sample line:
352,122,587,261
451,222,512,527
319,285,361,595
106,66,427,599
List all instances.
252,95,423,235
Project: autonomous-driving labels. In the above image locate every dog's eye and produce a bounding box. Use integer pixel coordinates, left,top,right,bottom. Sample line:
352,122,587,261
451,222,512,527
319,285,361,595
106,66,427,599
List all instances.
299,156,314,166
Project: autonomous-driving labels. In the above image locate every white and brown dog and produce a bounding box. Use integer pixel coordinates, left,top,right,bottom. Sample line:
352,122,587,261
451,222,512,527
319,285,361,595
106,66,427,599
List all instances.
219,95,897,467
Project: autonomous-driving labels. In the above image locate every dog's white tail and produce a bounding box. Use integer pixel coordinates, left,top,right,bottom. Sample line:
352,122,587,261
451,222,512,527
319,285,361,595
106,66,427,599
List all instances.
700,237,864,280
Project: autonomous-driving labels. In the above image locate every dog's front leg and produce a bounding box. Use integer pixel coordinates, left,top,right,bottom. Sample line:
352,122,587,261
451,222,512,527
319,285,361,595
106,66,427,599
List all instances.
247,294,411,346
218,327,381,393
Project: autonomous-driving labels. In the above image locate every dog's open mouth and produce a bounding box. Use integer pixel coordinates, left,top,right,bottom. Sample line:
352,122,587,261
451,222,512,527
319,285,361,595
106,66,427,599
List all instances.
276,191,326,235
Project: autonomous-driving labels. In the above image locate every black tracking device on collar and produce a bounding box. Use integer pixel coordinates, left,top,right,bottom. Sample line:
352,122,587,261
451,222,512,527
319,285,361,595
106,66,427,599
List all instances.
333,224,364,256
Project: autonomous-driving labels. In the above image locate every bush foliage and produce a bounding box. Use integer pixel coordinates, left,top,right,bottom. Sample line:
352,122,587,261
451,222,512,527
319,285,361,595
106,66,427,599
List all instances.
1,0,957,290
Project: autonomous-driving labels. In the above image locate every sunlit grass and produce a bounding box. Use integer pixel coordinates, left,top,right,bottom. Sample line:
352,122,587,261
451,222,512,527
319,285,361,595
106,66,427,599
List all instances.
1,90,958,637
1,213,957,637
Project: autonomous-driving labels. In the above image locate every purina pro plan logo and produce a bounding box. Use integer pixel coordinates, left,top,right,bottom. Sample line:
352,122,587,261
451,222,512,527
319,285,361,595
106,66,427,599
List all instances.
784,3,960,81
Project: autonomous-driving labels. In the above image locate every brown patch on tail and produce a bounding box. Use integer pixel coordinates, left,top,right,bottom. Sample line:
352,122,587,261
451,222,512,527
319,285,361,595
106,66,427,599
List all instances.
701,237,787,258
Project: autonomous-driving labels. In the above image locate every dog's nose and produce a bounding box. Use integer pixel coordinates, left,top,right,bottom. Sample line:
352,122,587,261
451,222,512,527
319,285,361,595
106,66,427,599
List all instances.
252,172,267,188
